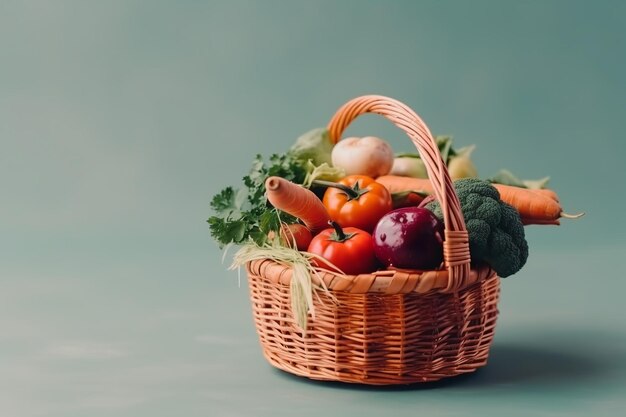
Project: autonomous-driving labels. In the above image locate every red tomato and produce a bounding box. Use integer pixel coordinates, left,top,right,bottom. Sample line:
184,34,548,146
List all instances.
321,175,392,233
307,222,377,275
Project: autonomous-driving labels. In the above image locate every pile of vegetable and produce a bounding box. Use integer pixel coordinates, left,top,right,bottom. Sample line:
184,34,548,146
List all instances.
208,128,582,328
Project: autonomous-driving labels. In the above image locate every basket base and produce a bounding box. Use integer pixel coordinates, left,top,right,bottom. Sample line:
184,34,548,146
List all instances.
260,343,491,385
263,344,487,386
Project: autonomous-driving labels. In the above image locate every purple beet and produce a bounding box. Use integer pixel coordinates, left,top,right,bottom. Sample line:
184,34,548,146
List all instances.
372,207,444,270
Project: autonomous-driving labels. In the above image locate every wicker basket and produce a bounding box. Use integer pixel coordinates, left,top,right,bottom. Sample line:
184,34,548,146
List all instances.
246,95,500,385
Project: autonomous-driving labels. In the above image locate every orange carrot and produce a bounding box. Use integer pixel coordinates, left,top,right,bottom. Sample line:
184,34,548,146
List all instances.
376,176,432,207
376,175,582,226
376,175,434,196
265,176,331,234
391,190,428,208
268,223,313,251
493,184,583,225
530,188,559,203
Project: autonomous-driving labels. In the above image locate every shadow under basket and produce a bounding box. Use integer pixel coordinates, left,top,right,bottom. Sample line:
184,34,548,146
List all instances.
246,259,500,385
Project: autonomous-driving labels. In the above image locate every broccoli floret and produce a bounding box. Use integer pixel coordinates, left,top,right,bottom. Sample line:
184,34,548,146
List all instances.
426,178,528,277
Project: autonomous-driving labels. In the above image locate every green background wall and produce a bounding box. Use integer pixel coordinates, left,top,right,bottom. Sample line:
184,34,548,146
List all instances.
1,1,624,416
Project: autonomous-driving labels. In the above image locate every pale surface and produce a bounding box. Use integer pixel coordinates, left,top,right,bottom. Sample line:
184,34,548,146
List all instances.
1,1,625,416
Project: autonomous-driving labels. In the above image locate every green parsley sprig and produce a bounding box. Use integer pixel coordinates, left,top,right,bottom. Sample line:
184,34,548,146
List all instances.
207,153,307,248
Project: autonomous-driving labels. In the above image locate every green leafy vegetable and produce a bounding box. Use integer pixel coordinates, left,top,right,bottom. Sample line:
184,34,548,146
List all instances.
488,169,550,190
302,161,345,188
208,153,306,248
436,135,454,164
396,136,461,165
289,128,335,166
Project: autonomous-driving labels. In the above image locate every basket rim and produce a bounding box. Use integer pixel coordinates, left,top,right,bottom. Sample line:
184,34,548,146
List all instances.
247,258,497,295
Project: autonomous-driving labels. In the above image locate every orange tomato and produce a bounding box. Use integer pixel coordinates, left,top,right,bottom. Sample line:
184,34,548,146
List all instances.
321,175,392,233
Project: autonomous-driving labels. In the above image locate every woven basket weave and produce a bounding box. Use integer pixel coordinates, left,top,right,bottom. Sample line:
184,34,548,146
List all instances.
246,95,500,385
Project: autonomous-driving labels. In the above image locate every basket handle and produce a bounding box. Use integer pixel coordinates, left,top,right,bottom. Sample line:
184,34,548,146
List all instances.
327,95,471,292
